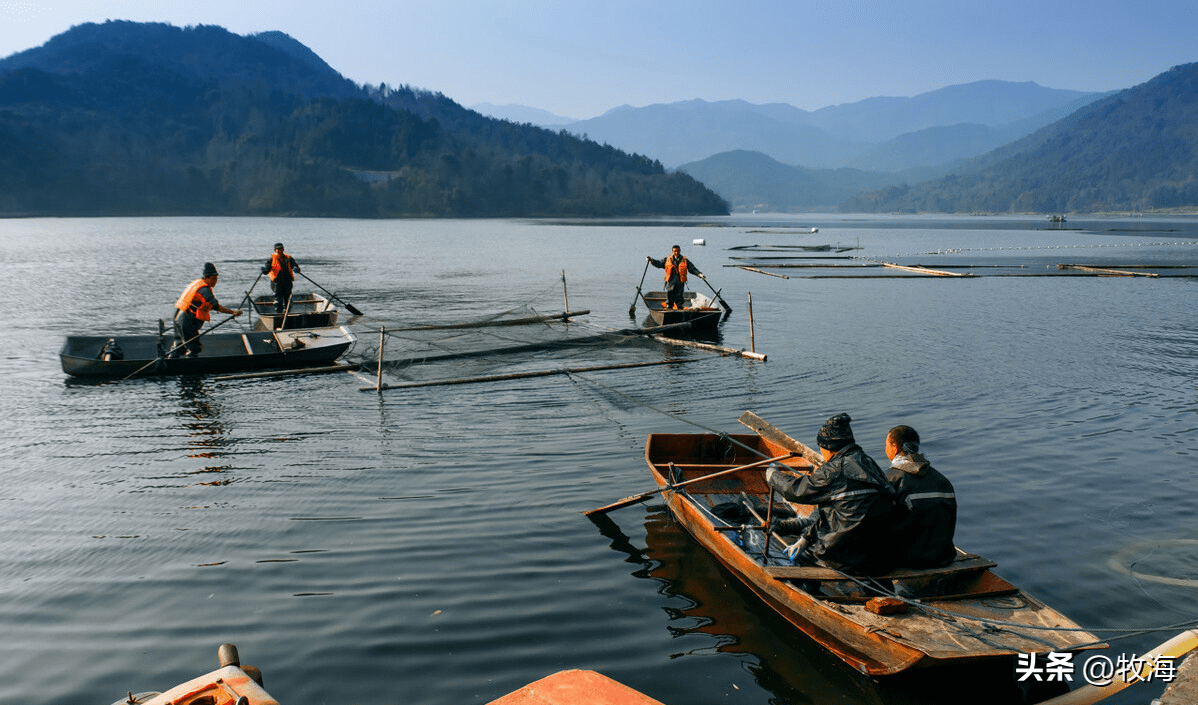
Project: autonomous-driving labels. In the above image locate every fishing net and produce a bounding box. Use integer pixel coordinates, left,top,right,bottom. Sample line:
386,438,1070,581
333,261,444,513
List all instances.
348,280,667,389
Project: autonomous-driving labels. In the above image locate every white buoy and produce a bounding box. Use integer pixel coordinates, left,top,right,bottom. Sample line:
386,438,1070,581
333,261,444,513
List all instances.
692,238,706,246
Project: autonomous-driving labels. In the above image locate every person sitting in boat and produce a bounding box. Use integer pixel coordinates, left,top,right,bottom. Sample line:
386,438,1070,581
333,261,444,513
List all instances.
173,262,242,357
261,242,301,314
765,413,895,575
647,245,703,310
883,425,957,568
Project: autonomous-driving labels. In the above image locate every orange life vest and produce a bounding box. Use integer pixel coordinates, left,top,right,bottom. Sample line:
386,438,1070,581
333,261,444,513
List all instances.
175,278,214,321
269,252,293,281
663,255,688,284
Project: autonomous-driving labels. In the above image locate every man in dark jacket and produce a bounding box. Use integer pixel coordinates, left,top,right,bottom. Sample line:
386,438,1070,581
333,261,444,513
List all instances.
884,425,957,568
765,413,895,575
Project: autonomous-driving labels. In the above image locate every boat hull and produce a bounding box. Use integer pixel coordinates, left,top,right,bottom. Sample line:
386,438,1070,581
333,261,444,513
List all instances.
643,291,723,333
60,326,355,378
251,292,339,330
644,432,1103,675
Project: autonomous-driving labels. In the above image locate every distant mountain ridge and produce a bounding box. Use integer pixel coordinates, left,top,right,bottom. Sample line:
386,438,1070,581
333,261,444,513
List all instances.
561,82,1107,170
842,62,1198,214
0,21,726,217
678,150,905,212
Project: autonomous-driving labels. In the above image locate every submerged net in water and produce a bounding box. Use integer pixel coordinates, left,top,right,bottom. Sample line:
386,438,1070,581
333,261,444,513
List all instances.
350,304,671,388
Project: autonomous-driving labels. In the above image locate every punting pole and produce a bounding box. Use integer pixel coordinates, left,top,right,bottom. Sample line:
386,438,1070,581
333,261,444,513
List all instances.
213,363,360,381
360,358,701,392
1037,629,1198,705
376,326,385,393
651,335,766,361
747,292,756,354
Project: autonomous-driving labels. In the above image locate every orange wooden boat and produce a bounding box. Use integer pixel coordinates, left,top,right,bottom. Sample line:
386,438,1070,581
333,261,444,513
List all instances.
644,427,1103,676
112,644,278,705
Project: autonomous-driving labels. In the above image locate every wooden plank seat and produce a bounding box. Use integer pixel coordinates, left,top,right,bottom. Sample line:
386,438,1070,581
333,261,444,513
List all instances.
764,554,996,582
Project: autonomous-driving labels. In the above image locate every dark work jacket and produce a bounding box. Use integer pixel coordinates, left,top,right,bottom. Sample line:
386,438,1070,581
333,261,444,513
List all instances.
768,443,895,575
886,454,957,568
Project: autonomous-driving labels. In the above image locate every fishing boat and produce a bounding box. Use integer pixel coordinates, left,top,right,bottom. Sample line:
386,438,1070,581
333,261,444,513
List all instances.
641,420,1103,676
60,324,356,379
251,292,339,331
642,291,724,334
112,644,278,705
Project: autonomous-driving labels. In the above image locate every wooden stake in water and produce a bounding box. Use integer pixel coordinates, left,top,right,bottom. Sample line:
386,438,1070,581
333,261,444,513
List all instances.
561,270,569,312
748,292,756,353
376,326,386,393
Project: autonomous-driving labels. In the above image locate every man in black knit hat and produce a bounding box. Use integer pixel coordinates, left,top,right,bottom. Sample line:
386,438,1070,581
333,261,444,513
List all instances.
765,413,896,575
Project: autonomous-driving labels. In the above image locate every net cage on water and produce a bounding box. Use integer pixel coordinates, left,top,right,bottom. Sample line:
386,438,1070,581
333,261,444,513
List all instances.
349,300,682,391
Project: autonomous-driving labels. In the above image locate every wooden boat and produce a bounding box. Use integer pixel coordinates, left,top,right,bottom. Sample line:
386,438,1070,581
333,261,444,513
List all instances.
113,643,278,705
60,325,356,378
643,429,1103,676
642,291,723,333
251,292,339,331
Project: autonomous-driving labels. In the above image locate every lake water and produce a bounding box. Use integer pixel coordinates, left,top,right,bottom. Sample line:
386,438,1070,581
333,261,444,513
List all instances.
2,214,1197,705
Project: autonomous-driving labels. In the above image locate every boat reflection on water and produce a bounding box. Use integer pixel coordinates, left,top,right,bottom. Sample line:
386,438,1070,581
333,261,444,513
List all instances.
175,377,235,479
591,507,1071,705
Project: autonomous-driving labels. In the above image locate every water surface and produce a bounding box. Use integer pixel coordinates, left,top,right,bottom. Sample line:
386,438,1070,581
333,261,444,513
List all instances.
2,214,1197,704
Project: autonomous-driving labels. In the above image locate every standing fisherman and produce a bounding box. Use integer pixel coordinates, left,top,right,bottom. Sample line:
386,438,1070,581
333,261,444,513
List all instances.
262,242,301,314
173,262,242,357
648,244,704,310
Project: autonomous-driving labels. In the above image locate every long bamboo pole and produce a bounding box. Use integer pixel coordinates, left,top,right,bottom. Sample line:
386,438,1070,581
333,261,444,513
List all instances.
360,358,701,392
747,292,756,354
392,310,590,332
651,335,766,361
376,326,385,394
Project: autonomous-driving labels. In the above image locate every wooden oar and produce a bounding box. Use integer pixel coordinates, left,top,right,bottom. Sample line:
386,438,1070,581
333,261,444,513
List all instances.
738,410,823,467
585,452,794,516
696,273,733,312
298,271,363,316
240,272,263,329
629,258,651,317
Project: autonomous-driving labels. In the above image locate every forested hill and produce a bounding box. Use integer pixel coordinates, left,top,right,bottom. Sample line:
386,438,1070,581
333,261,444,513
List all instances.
841,62,1198,214
0,21,728,217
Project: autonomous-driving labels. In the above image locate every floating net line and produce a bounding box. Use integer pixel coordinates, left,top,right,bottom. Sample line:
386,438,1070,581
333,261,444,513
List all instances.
347,279,675,388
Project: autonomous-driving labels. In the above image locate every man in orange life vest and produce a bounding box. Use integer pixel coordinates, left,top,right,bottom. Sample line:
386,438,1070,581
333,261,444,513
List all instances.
173,262,243,357
647,245,704,310
262,242,301,314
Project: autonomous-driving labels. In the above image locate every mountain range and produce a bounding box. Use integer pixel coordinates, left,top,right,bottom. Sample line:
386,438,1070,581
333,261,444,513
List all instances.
477,83,1107,171
3,20,1196,216
0,21,726,218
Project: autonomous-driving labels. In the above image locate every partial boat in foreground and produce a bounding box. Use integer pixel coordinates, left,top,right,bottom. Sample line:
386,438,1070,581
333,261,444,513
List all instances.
113,643,278,705
643,429,1103,676
642,291,724,334
251,292,340,331
61,325,356,379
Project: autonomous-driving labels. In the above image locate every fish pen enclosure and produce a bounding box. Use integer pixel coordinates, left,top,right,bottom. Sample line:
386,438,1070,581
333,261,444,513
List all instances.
354,309,713,392
726,236,1198,279
347,272,746,393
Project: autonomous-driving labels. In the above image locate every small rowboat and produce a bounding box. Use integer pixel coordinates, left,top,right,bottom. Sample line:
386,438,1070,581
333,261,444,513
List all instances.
112,643,278,705
251,293,339,331
643,429,1103,675
642,291,723,334
60,325,356,378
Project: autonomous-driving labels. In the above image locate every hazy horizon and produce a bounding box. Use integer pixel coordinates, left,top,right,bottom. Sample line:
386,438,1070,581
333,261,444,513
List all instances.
1,1,1194,120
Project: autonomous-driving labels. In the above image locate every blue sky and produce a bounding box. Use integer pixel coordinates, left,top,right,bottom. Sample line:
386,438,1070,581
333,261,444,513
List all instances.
1,0,1195,119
